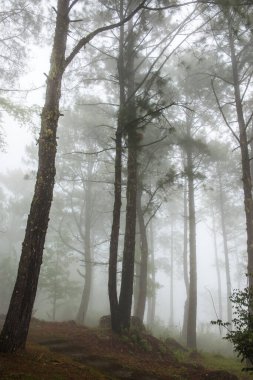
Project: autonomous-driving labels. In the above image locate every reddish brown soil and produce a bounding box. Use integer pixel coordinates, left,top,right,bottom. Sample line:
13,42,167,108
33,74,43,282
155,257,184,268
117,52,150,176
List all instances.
0,319,240,380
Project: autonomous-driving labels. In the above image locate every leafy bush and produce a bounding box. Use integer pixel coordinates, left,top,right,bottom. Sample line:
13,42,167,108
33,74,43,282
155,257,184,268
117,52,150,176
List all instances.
211,283,253,371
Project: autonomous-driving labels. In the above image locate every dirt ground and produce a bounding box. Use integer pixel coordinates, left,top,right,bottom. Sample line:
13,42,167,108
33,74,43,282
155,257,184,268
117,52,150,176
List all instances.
0,319,245,379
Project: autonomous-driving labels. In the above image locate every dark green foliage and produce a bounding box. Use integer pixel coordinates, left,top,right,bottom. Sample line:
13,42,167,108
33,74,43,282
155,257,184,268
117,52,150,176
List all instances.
156,167,176,189
211,280,253,371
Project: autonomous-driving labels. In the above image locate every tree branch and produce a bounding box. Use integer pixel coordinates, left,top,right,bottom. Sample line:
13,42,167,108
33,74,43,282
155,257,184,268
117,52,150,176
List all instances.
64,0,147,69
145,202,162,228
57,219,84,256
0,85,44,92
68,0,80,12
143,1,201,10
139,135,167,149
76,102,119,107
211,78,240,144
143,0,252,10
63,147,115,155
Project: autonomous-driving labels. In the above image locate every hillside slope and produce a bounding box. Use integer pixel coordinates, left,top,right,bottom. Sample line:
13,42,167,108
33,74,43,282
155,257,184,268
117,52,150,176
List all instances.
0,319,249,379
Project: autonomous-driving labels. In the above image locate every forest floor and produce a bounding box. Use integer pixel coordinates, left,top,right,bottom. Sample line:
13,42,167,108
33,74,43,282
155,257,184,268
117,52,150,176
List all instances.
0,319,251,380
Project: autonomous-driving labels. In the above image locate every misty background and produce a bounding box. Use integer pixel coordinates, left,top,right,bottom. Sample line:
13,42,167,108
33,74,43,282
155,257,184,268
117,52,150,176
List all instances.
0,0,250,355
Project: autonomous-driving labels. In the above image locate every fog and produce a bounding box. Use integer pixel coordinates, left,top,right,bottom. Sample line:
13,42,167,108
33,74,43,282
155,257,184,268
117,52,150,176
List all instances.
0,0,252,360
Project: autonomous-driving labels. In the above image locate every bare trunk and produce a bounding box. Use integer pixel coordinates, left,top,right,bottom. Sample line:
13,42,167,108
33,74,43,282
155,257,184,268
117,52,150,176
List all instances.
211,205,223,321
76,262,92,324
228,16,253,290
133,224,141,316
147,221,156,327
250,123,253,184
108,0,125,333
169,222,174,328
186,123,197,350
76,160,93,324
118,131,138,329
182,176,189,341
118,13,138,329
0,0,70,352
226,15,253,359
217,169,232,324
135,184,149,322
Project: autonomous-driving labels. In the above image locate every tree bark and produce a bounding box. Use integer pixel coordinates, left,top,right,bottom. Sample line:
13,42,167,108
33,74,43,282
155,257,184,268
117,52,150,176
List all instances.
118,128,138,329
250,123,253,184
182,176,189,341
0,0,70,352
76,160,93,325
108,0,125,333
211,205,223,321
228,15,253,291
135,183,149,322
118,12,138,329
147,221,156,328
186,122,197,350
133,223,141,316
169,222,174,328
217,168,232,324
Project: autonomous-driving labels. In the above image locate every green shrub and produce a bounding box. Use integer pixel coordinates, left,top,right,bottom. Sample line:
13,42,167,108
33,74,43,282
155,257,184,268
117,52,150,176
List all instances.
211,281,253,371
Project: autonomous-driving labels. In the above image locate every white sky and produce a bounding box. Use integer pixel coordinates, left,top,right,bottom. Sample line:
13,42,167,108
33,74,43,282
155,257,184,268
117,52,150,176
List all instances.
0,45,50,173
0,120,31,172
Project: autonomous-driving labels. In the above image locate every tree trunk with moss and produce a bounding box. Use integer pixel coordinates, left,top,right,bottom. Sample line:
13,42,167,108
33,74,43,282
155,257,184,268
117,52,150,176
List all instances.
0,0,70,352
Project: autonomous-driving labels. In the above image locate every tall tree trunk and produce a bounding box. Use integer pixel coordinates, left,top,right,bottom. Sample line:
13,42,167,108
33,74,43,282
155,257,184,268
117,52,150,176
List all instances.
76,160,93,324
76,261,92,325
118,13,138,329
228,15,253,292
186,123,197,350
211,205,223,321
118,134,138,329
0,0,70,353
182,176,189,341
217,169,232,324
250,123,253,184
135,183,149,322
108,0,125,333
133,222,141,316
147,221,156,328
169,222,174,328
226,13,253,365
